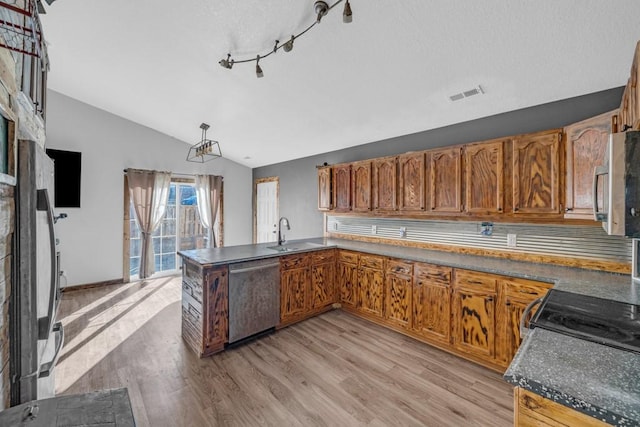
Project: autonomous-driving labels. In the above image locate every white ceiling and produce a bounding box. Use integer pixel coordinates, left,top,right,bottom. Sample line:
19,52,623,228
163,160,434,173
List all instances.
40,0,640,168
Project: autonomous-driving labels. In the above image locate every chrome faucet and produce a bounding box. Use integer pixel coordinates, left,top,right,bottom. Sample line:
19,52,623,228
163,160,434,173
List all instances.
278,217,290,246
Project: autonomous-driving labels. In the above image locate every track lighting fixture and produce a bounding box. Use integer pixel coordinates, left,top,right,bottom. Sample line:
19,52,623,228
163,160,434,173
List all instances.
219,0,353,77
256,56,264,78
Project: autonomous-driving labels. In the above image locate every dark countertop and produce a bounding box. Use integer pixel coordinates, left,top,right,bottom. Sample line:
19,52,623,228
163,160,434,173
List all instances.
179,236,640,425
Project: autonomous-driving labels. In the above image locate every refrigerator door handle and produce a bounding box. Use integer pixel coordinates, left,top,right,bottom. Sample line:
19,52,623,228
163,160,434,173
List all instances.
38,322,64,378
36,189,58,340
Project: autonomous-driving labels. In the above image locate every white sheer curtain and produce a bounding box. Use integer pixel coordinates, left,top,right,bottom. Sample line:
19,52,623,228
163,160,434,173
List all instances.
127,169,171,278
195,175,223,248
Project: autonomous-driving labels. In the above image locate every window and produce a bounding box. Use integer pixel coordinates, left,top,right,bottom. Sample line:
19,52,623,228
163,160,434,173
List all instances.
129,182,209,278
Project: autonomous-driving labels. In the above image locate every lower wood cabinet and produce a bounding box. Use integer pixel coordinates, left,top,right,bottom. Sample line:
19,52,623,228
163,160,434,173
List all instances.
338,250,359,308
451,270,497,360
384,259,413,329
412,263,452,343
181,259,228,358
358,254,385,318
280,249,337,327
514,387,609,427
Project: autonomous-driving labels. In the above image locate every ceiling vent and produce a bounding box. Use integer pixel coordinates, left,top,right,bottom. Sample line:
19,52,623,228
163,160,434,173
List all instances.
449,85,484,102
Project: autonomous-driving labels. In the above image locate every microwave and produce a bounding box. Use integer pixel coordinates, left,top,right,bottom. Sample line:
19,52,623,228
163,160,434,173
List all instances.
593,131,640,237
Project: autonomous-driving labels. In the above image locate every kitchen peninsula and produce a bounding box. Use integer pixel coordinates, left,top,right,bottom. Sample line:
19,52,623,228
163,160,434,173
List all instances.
178,237,639,426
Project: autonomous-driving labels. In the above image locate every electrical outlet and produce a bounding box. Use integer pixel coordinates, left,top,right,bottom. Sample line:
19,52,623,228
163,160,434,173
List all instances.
371,225,377,234
332,222,338,231
399,226,407,238
507,233,517,248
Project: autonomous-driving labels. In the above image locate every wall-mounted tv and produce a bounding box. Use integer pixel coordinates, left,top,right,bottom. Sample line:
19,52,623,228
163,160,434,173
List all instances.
45,148,82,208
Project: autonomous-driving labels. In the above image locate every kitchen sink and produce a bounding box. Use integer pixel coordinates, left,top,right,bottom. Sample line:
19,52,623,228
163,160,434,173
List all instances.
266,242,324,252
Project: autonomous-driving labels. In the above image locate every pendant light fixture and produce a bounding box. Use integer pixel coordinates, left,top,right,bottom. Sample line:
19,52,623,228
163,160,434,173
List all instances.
219,0,353,78
186,123,222,163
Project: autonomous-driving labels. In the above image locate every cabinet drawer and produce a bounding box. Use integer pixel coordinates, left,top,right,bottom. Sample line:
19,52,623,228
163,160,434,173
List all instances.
503,278,552,299
386,259,413,276
454,269,497,292
311,249,336,264
281,253,310,269
414,263,452,286
359,254,384,270
338,250,359,264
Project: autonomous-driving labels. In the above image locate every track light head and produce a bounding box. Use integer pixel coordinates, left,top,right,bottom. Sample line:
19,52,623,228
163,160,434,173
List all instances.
256,56,264,78
314,1,329,23
343,0,353,23
283,36,294,53
219,54,233,69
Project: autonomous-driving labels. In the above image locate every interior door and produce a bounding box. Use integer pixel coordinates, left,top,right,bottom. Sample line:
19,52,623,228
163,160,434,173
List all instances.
255,178,279,243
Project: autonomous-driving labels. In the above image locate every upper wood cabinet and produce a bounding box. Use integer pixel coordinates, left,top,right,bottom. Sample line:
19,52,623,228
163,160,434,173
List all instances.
351,160,372,212
333,163,352,212
317,166,332,211
619,41,640,131
398,152,426,211
512,130,562,215
464,140,505,214
564,111,615,219
429,147,462,213
372,156,397,211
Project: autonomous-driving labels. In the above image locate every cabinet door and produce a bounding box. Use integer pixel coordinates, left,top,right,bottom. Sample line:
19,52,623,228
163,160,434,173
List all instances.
204,266,229,351
464,141,504,214
512,130,561,214
384,260,413,329
452,288,496,360
317,166,332,211
413,264,452,343
430,147,462,212
338,261,358,308
564,111,613,219
333,164,352,212
398,152,425,211
373,156,397,211
281,267,309,322
311,261,336,310
359,267,384,317
351,161,372,212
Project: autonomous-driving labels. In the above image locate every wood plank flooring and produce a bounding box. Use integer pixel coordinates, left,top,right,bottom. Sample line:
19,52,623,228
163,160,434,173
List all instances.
56,276,514,426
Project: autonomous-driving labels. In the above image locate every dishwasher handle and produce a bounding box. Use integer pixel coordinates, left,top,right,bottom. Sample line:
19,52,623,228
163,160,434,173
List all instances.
229,262,280,275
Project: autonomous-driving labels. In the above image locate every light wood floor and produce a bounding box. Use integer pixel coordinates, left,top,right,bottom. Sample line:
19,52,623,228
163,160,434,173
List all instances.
56,276,514,426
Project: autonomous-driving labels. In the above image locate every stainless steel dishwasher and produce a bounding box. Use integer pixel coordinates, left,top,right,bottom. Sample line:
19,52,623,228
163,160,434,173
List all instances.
228,258,280,344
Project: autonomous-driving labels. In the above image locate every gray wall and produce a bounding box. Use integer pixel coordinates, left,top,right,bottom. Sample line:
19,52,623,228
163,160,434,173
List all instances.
253,87,624,240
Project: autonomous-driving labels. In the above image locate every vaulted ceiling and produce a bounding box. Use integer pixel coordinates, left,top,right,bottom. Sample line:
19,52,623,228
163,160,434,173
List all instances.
40,1,640,168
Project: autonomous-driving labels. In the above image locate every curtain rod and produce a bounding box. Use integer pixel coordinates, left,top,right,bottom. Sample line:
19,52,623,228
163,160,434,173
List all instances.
123,169,223,179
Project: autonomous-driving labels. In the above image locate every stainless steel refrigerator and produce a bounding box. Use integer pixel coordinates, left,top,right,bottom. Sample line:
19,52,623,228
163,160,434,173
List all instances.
11,139,64,404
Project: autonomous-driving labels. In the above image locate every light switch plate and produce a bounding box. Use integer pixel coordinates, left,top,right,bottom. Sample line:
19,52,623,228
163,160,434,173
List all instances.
400,226,407,238
371,225,377,234
507,233,517,248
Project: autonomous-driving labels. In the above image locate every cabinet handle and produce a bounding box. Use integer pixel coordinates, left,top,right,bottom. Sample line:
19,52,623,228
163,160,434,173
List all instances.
498,207,503,212
487,297,494,302
565,208,572,212
514,207,519,212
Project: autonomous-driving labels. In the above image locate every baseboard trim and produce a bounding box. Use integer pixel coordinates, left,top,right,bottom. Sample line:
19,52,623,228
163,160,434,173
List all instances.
61,278,125,292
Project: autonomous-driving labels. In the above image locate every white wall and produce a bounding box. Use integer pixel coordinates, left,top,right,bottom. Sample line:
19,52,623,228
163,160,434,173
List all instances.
45,90,253,287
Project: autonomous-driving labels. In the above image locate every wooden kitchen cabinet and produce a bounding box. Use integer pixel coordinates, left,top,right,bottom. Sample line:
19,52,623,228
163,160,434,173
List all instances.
333,163,352,212
317,165,332,211
496,278,551,366
512,130,562,215
429,147,462,213
618,41,640,132
464,140,505,214
310,250,337,310
514,387,609,427
451,270,497,361
564,111,615,219
398,152,426,211
384,259,413,329
338,250,359,308
280,253,311,325
351,160,372,212
358,254,385,318
372,156,397,211
412,263,452,344
204,266,229,353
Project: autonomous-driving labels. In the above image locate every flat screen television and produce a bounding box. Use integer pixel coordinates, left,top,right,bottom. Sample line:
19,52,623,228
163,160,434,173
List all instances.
45,148,81,208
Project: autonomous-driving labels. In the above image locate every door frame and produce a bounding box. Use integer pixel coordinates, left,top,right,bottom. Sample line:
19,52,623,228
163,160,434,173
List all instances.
253,176,279,244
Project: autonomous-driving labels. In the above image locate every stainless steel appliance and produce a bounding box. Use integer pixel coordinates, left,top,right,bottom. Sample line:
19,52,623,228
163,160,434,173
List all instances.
593,131,640,237
11,140,64,404
528,289,640,354
228,258,280,343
